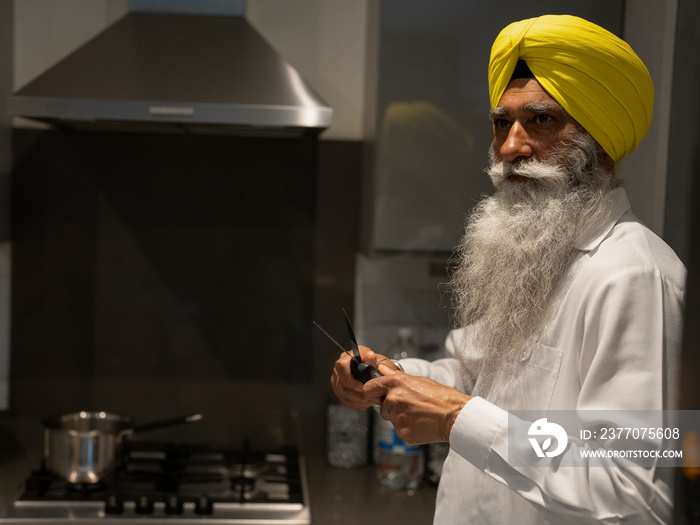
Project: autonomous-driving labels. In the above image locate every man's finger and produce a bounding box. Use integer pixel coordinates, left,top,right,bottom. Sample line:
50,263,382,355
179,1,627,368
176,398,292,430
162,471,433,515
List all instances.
378,363,399,376
361,374,393,400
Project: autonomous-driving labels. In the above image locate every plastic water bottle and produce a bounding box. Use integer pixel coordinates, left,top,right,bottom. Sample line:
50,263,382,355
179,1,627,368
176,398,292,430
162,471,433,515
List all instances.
390,327,418,360
373,328,424,491
373,411,424,490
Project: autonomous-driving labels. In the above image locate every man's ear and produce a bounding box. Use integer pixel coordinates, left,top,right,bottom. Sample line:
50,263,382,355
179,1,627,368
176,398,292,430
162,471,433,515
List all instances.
598,149,615,176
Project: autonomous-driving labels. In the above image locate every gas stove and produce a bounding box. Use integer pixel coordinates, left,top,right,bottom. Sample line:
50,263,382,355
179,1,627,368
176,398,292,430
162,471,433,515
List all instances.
0,442,310,524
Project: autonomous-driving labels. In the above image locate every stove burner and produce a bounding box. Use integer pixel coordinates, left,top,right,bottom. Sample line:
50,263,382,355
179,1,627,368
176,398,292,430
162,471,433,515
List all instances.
7,442,309,523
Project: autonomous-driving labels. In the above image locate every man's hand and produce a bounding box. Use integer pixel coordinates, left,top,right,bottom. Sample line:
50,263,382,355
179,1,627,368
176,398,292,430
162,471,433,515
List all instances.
363,365,471,445
330,345,398,410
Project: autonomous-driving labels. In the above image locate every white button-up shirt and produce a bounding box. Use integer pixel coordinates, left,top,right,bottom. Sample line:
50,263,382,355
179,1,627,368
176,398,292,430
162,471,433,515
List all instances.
401,188,686,524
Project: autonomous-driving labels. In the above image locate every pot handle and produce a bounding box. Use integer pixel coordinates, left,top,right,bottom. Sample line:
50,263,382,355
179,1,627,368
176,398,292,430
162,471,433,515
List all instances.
119,413,203,439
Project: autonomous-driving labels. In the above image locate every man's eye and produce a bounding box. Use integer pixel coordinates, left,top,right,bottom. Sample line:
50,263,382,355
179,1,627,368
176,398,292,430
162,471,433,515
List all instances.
493,118,510,130
535,114,553,125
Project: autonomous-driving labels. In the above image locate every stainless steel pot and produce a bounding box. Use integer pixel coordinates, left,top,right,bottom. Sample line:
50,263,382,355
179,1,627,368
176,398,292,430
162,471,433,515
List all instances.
42,411,203,484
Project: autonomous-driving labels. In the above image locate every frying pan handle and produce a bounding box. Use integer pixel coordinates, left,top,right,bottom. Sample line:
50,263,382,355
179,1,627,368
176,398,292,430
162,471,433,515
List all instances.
121,413,204,438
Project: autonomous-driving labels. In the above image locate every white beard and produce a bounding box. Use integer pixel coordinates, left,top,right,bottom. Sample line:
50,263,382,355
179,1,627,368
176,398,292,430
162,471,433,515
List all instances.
450,132,617,383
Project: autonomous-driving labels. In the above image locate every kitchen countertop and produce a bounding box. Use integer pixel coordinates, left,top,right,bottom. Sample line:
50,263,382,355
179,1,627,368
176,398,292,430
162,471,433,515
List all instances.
305,455,437,524
0,450,437,524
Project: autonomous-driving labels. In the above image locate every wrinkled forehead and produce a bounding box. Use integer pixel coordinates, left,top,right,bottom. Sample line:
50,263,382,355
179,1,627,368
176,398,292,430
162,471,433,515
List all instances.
495,78,565,111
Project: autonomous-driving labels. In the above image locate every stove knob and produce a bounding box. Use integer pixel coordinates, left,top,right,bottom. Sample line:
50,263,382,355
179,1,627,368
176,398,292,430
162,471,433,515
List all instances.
104,494,124,515
135,495,154,514
195,495,214,515
165,495,184,515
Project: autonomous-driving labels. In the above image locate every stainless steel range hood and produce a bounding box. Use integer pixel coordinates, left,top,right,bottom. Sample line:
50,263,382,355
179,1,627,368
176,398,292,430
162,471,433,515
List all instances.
9,4,333,137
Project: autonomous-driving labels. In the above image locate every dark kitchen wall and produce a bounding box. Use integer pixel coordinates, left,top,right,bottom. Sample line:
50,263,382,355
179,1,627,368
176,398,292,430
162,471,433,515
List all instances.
2,129,361,454
0,0,12,411
665,0,700,265
671,0,700,520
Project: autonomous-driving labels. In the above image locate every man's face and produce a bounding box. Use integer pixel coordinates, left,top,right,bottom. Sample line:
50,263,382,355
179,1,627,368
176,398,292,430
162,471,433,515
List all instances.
451,82,617,379
490,78,581,176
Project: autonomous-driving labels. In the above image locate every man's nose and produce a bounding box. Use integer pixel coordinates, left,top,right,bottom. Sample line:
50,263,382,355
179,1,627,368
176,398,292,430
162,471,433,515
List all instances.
498,122,533,162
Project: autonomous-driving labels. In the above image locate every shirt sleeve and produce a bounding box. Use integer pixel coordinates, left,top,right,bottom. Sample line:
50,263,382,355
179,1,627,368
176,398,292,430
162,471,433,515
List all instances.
447,265,684,525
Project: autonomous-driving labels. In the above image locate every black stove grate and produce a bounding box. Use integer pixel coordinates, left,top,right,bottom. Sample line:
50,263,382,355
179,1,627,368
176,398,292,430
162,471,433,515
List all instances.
19,442,304,511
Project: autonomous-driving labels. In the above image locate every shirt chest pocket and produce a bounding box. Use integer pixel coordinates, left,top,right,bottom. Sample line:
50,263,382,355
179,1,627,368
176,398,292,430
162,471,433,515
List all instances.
490,343,564,411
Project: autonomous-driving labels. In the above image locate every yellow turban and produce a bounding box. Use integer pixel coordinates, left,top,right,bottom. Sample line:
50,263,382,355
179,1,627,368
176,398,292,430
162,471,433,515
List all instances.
488,15,654,162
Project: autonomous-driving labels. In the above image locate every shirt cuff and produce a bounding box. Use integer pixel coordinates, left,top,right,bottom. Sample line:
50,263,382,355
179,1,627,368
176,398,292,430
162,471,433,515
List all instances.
449,396,509,471
396,357,424,376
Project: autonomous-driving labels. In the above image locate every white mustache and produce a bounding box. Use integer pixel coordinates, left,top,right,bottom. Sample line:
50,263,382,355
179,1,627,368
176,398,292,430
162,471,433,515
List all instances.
487,158,566,188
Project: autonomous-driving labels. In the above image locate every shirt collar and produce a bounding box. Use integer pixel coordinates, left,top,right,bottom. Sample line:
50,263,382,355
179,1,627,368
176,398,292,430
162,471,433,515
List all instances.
575,187,631,252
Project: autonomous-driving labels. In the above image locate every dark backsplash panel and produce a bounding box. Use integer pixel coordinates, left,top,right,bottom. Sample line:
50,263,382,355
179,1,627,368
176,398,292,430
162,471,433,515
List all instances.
5,129,361,454
11,128,317,385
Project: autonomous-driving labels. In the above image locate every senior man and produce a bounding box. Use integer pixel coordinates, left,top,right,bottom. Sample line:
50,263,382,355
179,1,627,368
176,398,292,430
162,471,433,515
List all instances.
331,14,686,525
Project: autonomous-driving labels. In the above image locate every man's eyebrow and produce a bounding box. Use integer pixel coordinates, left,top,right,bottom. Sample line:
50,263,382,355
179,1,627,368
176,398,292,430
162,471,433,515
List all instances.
489,102,568,124
522,102,564,113
489,107,507,120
